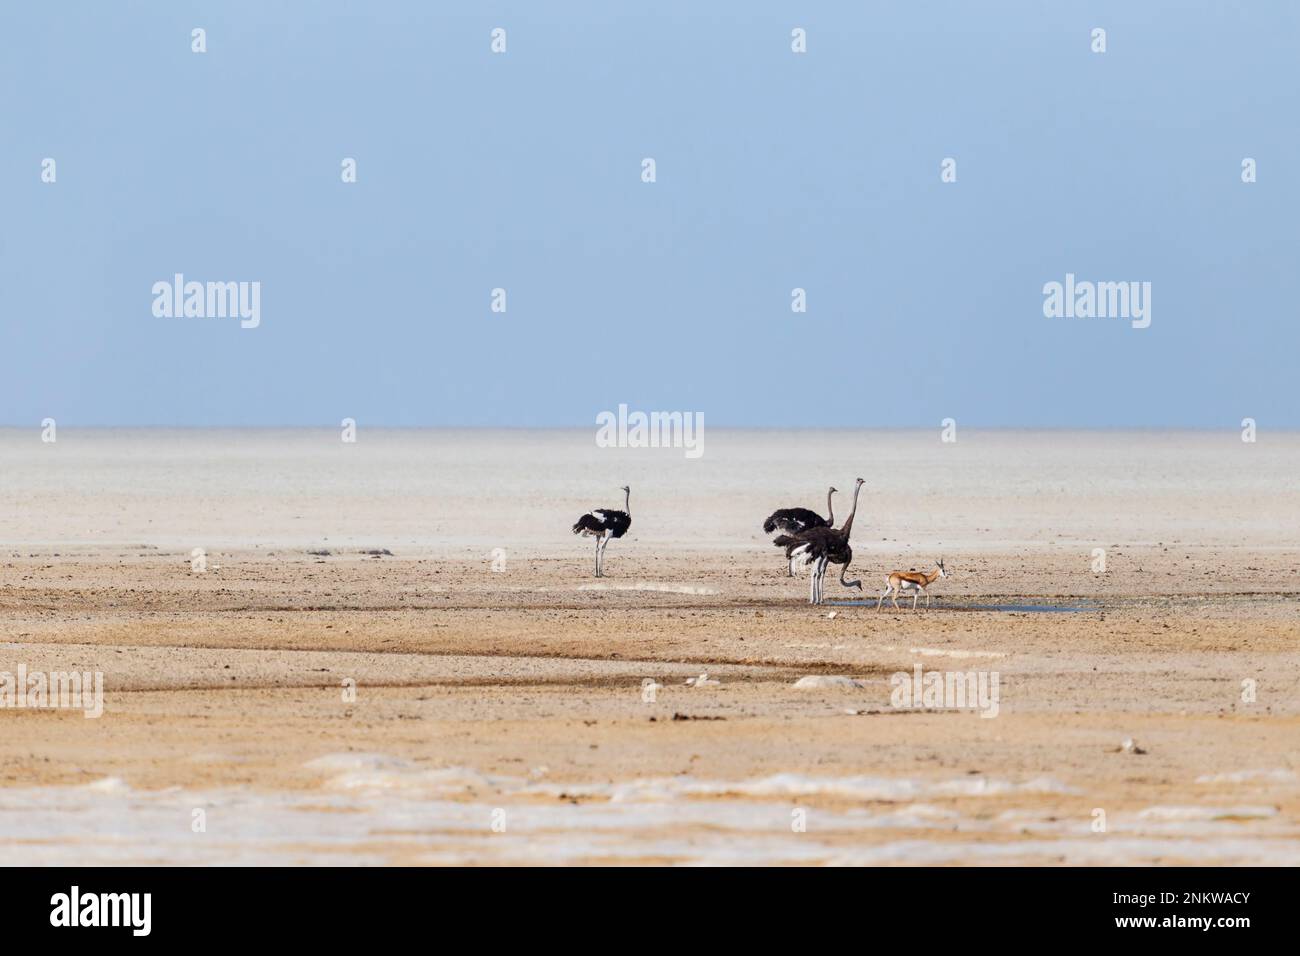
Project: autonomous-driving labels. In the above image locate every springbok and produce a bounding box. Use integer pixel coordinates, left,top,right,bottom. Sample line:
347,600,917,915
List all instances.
877,559,946,611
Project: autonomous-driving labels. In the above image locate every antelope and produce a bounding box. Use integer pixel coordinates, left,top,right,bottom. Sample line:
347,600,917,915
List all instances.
877,559,946,611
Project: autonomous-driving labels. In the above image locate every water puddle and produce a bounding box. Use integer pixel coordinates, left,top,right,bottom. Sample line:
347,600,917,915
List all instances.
825,601,1098,613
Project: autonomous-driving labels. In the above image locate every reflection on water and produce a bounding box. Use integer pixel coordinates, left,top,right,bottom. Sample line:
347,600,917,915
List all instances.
825,600,1098,613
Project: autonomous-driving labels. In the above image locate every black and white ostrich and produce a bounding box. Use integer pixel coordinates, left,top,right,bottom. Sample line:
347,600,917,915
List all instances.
762,486,836,576
571,485,631,577
774,477,864,604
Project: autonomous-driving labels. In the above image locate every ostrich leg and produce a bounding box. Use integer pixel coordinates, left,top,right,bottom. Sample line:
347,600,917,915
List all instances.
594,535,601,577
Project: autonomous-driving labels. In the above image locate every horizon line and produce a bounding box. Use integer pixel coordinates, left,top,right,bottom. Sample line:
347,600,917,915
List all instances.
0,424,1289,433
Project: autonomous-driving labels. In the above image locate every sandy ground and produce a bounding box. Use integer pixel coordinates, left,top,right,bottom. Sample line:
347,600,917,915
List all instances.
2,542,1298,865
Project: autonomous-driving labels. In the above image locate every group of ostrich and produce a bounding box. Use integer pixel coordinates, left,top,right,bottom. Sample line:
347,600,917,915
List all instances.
572,481,947,608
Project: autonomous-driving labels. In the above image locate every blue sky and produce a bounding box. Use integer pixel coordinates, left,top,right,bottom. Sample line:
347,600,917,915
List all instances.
2,1,1297,427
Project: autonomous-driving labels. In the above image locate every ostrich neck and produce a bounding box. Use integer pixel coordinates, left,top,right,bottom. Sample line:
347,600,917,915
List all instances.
826,488,835,525
841,484,862,537
624,490,630,515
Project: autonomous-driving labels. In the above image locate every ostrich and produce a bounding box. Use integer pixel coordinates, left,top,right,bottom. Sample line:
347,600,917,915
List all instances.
571,485,631,577
774,477,865,604
762,486,836,576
